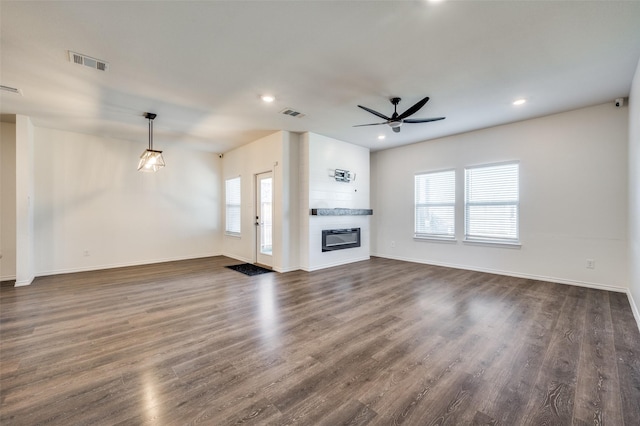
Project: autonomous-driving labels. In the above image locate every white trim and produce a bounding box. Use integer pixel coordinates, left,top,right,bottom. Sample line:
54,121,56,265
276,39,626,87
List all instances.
222,253,254,265
627,290,640,333
465,159,521,170
414,236,458,244
463,239,522,249
34,252,222,277
370,253,627,293
273,266,298,273
1,274,17,282
300,256,370,272
14,277,34,287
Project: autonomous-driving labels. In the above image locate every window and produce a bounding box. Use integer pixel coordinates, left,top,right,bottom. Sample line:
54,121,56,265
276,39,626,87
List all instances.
414,169,456,239
464,162,519,243
225,177,241,235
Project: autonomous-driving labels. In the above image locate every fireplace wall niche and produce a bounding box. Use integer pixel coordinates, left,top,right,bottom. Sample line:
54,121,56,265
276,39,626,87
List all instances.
322,228,361,252
300,132,370,271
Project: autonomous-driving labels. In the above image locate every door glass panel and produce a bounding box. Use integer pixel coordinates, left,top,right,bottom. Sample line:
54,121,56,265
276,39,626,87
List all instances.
260,178,273,255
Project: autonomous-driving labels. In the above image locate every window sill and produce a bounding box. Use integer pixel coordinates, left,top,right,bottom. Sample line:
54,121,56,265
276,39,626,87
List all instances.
463,239,521,249
225,232,241,238
414,235,457,244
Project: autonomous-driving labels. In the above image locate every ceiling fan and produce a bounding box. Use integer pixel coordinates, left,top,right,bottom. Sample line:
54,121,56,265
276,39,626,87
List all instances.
355,96,445,133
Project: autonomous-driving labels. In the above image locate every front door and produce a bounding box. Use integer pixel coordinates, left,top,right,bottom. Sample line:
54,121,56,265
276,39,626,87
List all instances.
255,172,273,267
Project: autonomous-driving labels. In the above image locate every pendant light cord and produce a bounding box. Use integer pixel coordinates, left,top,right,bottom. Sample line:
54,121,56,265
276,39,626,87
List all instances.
145,112,157,150
148,118,153,150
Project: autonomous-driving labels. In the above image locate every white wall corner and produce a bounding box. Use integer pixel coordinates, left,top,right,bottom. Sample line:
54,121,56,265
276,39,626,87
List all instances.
15,115,35,286
628,54,640,333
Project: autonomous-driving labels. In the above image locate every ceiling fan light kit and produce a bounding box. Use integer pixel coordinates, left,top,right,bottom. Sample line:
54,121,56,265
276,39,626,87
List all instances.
138,112,165,172
355,96,445,134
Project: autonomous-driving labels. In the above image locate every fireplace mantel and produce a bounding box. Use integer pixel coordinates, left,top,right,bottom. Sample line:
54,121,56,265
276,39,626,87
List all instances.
310,208,373,216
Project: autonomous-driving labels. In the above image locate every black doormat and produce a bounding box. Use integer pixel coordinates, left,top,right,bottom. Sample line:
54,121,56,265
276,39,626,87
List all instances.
226,263,273,276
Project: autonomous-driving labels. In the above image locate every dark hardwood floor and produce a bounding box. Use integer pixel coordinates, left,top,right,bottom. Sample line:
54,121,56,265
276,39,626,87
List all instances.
1,256,639,425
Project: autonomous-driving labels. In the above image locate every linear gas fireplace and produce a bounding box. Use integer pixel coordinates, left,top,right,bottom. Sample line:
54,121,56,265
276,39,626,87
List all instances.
322,228,361,252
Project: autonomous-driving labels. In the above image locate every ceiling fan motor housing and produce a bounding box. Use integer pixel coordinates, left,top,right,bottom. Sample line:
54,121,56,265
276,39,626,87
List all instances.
355,95,445,133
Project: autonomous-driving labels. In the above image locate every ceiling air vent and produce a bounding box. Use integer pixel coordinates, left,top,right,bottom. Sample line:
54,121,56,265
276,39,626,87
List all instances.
280,107,305,118
0,85,22,95
68,51,109,72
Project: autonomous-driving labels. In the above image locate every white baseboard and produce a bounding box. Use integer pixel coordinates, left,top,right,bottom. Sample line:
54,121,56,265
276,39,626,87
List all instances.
371,253,628,294
627,291,640,333
222,254,254,265
273,266,299,273
300,256,371,272
14,276,34,287
35,252,223,278
1,274,16,282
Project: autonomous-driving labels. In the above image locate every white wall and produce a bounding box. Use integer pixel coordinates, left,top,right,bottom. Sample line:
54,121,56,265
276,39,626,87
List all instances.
300,132,371,271
33,127,221,275
221,131,299,272
372,103,628,291
629,57,640,324
15,115,35,286
0,122,17,280
278,132,300,272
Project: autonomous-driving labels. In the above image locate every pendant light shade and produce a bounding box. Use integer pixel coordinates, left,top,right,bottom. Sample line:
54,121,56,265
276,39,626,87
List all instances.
138,112,165,172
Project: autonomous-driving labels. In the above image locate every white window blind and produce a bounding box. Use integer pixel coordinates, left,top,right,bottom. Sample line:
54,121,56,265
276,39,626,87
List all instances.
225,177,241,235
414,170,455,238
464,162,519,243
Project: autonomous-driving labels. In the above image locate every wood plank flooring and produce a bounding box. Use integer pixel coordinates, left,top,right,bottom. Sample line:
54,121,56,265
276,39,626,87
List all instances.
1,256,639,425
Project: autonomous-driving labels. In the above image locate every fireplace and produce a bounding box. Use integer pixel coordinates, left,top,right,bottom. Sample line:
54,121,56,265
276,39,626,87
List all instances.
322,228,361,252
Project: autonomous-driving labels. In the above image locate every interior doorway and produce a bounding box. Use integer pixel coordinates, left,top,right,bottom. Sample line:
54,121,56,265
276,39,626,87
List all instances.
255,171,273,267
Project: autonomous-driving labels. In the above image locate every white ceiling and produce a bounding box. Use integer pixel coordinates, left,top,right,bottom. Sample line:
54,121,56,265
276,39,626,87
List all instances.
2,1,640,153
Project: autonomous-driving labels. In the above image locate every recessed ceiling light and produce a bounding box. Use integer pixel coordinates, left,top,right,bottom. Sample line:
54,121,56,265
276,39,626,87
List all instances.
513,98,526,106
261,95,275,103
378,135,386,140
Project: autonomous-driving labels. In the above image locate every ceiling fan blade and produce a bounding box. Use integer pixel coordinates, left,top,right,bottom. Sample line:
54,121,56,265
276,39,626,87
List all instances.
353,122,388,127
357,105,391,121
397,96,430,120
403,117,446,123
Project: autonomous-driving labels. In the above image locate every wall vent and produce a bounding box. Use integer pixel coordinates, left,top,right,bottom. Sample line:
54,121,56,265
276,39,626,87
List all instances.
0,85,22,95
68,51,109,72
280,107,305,118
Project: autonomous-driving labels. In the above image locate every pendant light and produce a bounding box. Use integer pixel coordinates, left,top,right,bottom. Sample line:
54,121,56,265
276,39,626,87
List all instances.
137,112,165,172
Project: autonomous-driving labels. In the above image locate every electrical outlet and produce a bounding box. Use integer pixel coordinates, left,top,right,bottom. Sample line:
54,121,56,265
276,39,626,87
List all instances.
391,241,396,248
586,259,595,269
